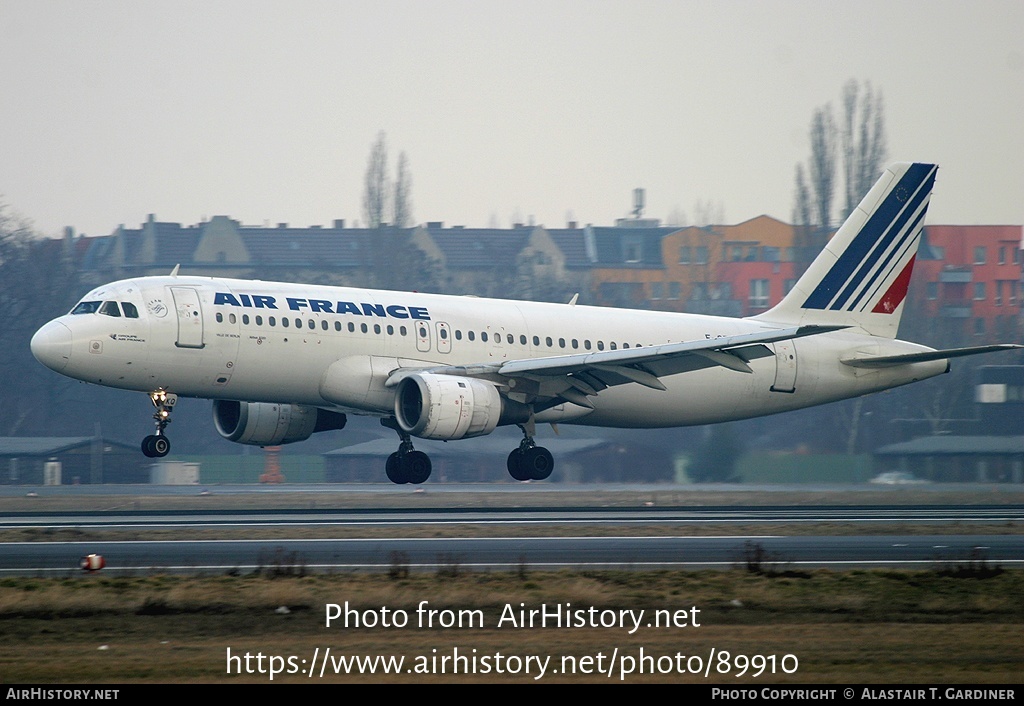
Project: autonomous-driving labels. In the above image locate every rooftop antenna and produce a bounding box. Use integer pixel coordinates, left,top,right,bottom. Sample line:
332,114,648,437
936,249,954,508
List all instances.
632,188,646,219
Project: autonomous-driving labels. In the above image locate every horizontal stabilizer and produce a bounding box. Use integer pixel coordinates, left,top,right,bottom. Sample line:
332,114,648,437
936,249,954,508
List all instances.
841,344,1023,369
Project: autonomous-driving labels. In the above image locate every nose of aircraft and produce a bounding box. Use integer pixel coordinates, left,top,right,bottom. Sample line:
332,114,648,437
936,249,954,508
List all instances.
30,320,72,372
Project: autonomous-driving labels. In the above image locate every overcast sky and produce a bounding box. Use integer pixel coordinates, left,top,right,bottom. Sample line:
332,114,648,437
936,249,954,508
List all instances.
2,0,1021,238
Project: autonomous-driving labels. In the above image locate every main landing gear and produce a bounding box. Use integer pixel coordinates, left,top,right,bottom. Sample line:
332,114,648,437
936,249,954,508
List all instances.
381,418,432,484
506,423,554,481
141,389,176,458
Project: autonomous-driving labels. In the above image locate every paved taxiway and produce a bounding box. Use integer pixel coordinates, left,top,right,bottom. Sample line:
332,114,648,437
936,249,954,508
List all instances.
1,534,1020,574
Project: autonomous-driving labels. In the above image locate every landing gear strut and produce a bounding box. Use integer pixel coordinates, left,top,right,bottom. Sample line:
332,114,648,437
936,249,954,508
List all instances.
507,422,554,481
381,418,432,484
141,389,176,458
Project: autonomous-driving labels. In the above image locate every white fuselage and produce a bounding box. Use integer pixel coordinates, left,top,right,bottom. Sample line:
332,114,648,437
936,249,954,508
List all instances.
36,275,947,429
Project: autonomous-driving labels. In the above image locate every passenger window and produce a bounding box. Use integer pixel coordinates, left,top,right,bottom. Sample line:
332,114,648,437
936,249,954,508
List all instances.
610,342,616,350
559,338,565,348
361,323,368,333
216,312,224,323
546,336,553,347
99,301,121,317
455,330,462,340
321,320,328,331
122,302,139,318
400,326,407,336
348,322,355,332
468,331,475,341
597,341,604,351
282,318,289,328
571,339,579,349
256,316,263,326
308,319,315,330
269,316,276,326
507,334,514,344
584,340,591,350
440,328,448,340
229,313,237,324
374,324,381,334
242,314,250,325
481,332,488,342
533,336,540,346
295,318,302,328
387,325,394,335
335,321,341,331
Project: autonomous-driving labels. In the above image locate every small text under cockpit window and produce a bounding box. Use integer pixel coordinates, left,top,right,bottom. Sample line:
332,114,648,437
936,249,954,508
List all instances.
71,301,102,315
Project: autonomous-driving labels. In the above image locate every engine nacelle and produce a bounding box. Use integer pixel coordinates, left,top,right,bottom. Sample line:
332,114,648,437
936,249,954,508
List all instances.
395,373,525,440
213,400,346,446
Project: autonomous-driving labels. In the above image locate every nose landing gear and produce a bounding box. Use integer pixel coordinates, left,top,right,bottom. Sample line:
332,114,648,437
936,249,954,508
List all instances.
141,389,176,458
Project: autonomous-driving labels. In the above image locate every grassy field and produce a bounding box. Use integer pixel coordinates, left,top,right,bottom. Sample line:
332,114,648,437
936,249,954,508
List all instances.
1,565,1021,683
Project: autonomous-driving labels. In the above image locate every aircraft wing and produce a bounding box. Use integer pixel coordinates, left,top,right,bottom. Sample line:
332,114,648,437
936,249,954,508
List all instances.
386,324,844,409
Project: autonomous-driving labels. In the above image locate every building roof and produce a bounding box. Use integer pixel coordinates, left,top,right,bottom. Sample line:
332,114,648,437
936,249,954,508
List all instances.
875,436,1024,456
0,437,136,455
424,226,533,269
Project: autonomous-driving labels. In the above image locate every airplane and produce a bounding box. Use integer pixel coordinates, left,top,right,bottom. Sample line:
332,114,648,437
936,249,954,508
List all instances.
30,162,1021,483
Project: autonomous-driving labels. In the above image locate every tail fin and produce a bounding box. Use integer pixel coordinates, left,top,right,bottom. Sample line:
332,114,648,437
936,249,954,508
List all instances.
756,162,938,338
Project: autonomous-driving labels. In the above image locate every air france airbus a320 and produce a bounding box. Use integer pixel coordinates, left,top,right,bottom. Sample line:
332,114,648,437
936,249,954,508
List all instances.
30,163,1020,483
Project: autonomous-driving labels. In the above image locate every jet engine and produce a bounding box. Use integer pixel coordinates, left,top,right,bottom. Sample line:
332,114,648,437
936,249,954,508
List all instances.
394,373,526,440
213,400,346,446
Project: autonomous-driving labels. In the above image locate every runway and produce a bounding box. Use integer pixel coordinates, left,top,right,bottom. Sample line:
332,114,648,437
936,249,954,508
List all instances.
2,503,1023,530
1,534,1019,574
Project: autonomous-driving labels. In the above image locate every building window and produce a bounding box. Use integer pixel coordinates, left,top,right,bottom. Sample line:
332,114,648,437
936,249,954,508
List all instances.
650,282,664,300
749,279,770,308
974,282,986,300
974,317,986,336
784,279,796,295
974,246,987,265
679,246,691,264
927,282,939,300
623,236,643,263
668,281,680,300
998,247,1006,265
695,246,709,264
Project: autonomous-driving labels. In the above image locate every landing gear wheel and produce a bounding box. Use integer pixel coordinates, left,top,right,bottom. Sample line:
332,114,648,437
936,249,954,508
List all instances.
507,450,532,481
141,435,170,458
386,452,407,484
522,446,553,480
381,417,432,485
405,450,432,484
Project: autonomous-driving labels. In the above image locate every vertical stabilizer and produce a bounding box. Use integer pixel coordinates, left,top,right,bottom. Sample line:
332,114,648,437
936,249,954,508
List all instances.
755,162,937,338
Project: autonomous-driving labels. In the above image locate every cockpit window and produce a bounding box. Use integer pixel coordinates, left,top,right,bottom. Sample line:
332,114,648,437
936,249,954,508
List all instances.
122,302,139,318
71,301,102,315
98,301,121,317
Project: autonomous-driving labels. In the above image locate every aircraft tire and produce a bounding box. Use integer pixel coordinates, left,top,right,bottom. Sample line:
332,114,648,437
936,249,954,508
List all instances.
507,450,532,481
141,436,156,458
386,453,407,484
151,436,170,457
522,446,554,480
406,450,432,484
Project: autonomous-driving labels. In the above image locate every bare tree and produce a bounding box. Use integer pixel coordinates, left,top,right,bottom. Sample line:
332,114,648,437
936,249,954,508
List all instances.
808,105,837,230
392,151,413,228
792,107,836,278
362,131,390,229
841,80,888,220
